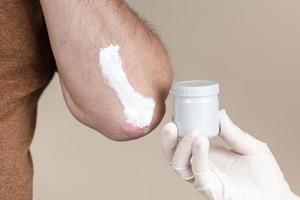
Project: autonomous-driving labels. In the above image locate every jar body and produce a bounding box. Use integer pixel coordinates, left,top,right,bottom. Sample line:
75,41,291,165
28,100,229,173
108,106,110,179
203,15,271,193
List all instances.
174,96,219,138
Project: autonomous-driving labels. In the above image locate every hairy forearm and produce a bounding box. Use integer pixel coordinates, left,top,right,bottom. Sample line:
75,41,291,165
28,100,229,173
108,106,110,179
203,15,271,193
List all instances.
41,0,167,82
40,0,172,140
42,0,160,54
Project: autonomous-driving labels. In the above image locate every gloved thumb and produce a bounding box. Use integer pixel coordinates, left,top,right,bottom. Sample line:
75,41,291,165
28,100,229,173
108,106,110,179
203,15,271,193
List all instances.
219,109,266,155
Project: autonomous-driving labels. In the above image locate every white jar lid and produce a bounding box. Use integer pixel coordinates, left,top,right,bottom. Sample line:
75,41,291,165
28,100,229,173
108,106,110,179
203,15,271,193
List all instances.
173,80,219,97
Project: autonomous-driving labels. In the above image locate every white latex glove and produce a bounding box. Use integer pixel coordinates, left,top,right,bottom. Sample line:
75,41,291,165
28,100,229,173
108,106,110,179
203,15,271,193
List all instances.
161,110,299,200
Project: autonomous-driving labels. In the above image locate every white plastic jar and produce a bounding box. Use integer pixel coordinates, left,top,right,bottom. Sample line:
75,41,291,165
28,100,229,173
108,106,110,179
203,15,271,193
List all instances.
173,80,220,138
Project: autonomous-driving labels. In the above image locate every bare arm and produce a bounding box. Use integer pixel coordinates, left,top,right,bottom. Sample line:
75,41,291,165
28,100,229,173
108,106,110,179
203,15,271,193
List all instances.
40,0,172,141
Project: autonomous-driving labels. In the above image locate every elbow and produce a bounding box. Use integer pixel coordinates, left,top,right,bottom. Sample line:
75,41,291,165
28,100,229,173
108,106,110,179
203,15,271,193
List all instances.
65,69,172,142
102,98,170,141
65,70,172,142
103,50,173,141
94,65,172,141
100,71,172,141
64,41,173,141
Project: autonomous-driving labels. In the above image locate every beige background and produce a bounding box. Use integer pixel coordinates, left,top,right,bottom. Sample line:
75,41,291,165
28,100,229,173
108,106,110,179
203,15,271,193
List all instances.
31,0,300,199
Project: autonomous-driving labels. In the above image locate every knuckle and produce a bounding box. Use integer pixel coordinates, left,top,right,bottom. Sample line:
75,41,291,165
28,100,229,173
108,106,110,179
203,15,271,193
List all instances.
193,141,202,149
194,174,211,191
163,122,177,133
193,136,209,150
172,166,194,180
258,141,269,151
171,159,179,170
251,140,270,155
171,160,189,174
183,131,199,144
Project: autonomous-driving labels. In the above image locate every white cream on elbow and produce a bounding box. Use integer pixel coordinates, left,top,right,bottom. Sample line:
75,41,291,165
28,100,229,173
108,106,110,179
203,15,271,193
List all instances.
98,44,156,129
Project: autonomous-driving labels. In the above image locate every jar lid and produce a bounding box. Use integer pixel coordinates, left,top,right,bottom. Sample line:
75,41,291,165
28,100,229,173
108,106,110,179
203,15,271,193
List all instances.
173,80,219,97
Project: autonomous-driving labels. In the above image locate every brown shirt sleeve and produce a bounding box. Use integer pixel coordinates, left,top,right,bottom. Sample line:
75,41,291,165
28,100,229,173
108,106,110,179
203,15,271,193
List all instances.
0,1,56,199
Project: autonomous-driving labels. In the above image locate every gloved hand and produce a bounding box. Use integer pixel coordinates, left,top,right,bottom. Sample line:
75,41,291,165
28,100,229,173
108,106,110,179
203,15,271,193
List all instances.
161,110,299,200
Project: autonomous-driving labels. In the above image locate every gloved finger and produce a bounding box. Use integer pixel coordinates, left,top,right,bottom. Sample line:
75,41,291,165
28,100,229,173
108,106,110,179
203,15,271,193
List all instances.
192,137,225,197
219,109,266,155
171,130,199,181
192,135,210,180
161,122,179,165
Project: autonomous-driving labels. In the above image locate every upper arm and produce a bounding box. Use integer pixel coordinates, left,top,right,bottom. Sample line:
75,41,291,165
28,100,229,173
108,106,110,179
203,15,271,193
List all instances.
40,0,172,140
